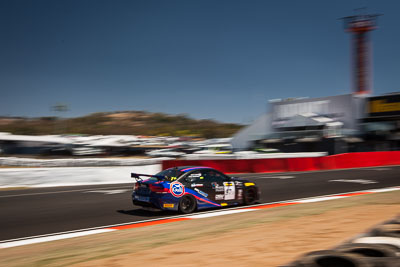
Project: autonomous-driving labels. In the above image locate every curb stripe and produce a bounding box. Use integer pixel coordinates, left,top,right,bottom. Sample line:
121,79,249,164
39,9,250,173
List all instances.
297,196,346,203
336,192,370,197
188,208,256,218
108,218,192,230
1,186,399,249
247,202,299,210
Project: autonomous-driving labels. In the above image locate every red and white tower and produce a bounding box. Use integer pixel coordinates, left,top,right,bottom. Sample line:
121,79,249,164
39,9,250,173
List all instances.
342,13,381,95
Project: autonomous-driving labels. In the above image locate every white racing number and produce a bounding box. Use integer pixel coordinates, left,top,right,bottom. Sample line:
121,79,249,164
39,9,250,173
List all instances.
223,182,235,200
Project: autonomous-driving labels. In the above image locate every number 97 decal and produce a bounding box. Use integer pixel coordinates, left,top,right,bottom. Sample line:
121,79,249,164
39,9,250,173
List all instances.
223,182,235,200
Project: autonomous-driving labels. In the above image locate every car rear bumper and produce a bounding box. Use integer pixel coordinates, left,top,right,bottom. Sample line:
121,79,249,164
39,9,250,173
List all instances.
132,199,160,211
132,192,179,211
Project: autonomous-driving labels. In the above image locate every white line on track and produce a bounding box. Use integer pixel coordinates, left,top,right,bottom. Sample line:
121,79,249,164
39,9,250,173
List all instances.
0,210,209,244
369,167,391,171
0,229,116,248
0,185,133,198
84,189,130,195
254,175,295,179
329,179,378,185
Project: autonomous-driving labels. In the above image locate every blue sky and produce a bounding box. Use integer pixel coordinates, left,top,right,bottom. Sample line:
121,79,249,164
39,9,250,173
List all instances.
0,0,399,123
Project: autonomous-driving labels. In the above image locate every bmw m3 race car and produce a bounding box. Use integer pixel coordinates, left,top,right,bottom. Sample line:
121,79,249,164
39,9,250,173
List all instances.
131,166,260,213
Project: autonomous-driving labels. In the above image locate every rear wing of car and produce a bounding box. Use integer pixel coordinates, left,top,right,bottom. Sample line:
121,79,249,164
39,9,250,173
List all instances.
131,173,166,181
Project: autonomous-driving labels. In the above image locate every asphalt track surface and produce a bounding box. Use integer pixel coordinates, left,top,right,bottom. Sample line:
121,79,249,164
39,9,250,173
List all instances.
1,166,399,241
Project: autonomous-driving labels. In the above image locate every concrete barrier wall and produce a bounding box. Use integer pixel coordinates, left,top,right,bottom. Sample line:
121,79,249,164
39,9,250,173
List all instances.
162,151,400,173
0,164,162,188
0,157,171,167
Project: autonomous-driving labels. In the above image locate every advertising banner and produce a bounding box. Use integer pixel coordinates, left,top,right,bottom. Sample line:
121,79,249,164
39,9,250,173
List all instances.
270,94,364,130
367,94,400,118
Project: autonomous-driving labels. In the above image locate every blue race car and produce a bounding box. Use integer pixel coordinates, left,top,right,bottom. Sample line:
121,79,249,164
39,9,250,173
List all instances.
131,166,260,213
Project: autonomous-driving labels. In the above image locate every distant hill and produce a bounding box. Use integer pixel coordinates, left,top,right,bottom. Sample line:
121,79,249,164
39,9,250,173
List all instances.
0,111,243,139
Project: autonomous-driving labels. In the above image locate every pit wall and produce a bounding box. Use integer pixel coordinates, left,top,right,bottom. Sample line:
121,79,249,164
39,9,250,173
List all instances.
162,151,400,173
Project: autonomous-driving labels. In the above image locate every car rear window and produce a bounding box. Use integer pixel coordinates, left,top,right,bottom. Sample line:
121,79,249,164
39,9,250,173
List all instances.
155,168,183,181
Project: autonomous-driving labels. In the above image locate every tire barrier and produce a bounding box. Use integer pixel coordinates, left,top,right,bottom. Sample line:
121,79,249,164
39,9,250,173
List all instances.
337,243,399,258
284,216,400,267
370,224,400,239
162,151,400,174
354,237,400,251
387,218,400,225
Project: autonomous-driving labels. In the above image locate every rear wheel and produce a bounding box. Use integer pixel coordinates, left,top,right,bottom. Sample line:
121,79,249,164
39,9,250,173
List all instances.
178,195,197,214
243,187,257,205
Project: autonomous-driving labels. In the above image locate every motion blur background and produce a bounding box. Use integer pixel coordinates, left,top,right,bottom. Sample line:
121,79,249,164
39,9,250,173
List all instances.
0,0,399,158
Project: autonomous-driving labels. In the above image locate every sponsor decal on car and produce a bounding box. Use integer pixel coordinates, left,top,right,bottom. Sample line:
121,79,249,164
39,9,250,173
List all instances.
211,182,224,191
215,186,224,192
244,182,255,187
188,173,202,178
221,203,228,206
191,183,204,187
234,181,243,188
238,189,243,199
211,182,224,192
215,194,224,200
194,188,208,197
163,203,174,208
170,182,185,198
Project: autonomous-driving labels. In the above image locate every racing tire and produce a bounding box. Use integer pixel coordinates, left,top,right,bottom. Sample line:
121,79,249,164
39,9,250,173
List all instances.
178,195,197,214
243,186,257,205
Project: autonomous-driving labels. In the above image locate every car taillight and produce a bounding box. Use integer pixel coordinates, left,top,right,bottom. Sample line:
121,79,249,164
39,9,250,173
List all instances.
149,184,169,193
134,182,139,190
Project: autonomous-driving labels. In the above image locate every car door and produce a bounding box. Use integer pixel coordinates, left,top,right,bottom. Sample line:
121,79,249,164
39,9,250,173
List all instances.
180,169,234,203
180,170,212,200
201,169,234,203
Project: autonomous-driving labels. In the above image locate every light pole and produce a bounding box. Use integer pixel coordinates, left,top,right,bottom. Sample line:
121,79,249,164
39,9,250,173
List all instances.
51,104,69,134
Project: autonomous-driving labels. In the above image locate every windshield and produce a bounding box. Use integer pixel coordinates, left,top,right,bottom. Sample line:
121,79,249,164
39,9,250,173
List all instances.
155,168,183,181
